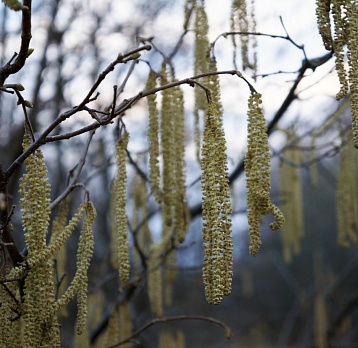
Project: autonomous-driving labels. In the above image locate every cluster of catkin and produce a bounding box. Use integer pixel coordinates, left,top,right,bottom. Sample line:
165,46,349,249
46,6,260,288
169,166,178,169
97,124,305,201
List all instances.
316,0,358,147
145,65,188,314
336,130,358,247
192,2,234,304
230,0,257,74
0,129,96,347
192,0,283,303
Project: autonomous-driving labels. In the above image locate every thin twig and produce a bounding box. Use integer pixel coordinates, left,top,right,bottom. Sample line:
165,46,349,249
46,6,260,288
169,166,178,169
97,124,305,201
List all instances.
80,45,151,108
43,69,251,145
111,85,118,117
0,282,20,306
50,129,95,210
4,46,150,180
107,315,232,348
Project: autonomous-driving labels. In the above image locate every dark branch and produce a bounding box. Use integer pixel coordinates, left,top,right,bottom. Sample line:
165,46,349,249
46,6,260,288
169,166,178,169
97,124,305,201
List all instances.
0,1,32,86
107,315,232,347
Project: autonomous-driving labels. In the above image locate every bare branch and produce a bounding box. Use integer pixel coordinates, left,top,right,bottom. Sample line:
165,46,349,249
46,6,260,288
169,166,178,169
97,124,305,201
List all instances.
79,45,152,107
0,0,32,86
106,315,232,348
41,70,253,144
50,129,95,211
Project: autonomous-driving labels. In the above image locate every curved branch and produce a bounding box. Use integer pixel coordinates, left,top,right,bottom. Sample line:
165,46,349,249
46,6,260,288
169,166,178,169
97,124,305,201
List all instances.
106,315,232,348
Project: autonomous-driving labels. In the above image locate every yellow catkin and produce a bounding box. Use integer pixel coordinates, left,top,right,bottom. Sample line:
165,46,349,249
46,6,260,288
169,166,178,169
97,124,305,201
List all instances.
110,180,119,270
314,294,328,348
279,129,304,263
245,92,284,256
87,291,105,348
115,132,130,282
147,243,164,317
346,0,358,147
231,0,247,69
43,203,87,267
131,173,152,273
194,3,210,164
76,202,96,335
0,276,23,347
19,129,60,347
159,68,188,244
332,0,349,100
103,305,120,347
336,131,358,247
315,0,358,146
103,297,132,347
159,330,185,348
55,201,96,334
146,71,162,203
103,302,132,348
231,0,257,72
164,250,177,306
208,56,223,114
172,83,188,243
51,202,69,318
176,330,186,348
313,248,331,348
118,301,132,348
160,66,175,228
184,0,195,28
201,102,233,304
159,331,172,348
19,132,51,260
249,0,258,76
74,315,90,348
315,0,333,50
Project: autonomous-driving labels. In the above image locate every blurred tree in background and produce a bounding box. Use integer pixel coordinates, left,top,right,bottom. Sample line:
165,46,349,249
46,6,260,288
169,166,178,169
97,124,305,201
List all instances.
0,0,357,347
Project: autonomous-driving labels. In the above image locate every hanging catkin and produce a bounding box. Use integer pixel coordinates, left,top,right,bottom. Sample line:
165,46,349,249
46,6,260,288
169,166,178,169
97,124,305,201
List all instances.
147,243,164,316
230,0,257,73
336,130,358,247
114,132,130,282
160,66,175,228
194,3,210,164
19,129,60,347
315,0,358,147
146,71,162,203
201,102,233,304
245,92,284,256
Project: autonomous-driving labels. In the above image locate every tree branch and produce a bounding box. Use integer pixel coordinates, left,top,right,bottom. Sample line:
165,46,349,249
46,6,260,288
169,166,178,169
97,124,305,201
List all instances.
106,315,232,348
0,0,32,86
23,70,250,145
49,129,95,211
